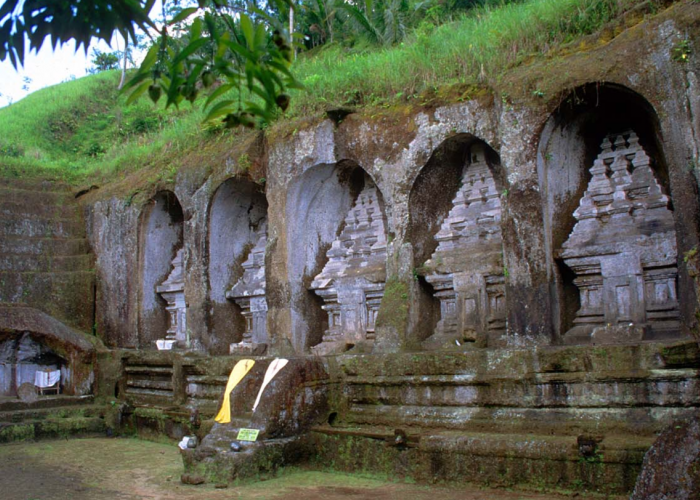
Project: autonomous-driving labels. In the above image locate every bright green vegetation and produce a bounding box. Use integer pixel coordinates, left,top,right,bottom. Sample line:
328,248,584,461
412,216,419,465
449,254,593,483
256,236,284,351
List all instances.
0,0,670,183
0,69,205,182
289,0,662,114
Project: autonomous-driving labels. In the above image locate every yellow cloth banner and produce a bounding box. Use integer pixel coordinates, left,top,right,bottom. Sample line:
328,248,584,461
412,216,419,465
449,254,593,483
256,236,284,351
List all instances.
214,359,255,424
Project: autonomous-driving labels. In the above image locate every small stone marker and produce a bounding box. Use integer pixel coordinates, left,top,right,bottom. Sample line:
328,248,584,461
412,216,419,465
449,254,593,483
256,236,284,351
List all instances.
180,473,205,485
17,382,38,403
236,428,259,441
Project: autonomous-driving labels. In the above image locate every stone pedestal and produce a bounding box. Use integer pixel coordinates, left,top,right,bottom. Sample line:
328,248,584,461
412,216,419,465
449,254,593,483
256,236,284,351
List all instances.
560,131,679,344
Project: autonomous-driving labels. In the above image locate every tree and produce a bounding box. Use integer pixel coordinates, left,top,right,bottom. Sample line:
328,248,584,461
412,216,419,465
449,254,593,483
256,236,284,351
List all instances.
0,0,300,128
88,48,121,74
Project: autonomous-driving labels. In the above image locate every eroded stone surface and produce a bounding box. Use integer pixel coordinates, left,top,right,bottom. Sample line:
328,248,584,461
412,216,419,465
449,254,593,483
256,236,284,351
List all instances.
156,248,187,345
309,180,387,354
422,144,505,348
631,417,700,500
560,131,679,344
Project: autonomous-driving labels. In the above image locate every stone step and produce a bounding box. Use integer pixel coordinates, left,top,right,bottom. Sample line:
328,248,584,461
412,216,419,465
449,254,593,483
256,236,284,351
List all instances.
344,367,700,411
125,405,196,441
0,394,95,412
0,186,74,206
0,198,81,219
0,270,95,332
341,403,698,437
0,403,104,424
0,216,85,239
0,236,90,256
307,425,652,495
0,415,106,443
0,254,94,272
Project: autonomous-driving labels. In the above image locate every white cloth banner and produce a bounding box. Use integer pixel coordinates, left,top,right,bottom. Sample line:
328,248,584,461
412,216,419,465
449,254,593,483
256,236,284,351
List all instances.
252,358,288,413
34,370,60,388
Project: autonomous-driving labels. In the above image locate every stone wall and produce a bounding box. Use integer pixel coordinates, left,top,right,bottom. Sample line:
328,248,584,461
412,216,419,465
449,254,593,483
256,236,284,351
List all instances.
82,3,700,354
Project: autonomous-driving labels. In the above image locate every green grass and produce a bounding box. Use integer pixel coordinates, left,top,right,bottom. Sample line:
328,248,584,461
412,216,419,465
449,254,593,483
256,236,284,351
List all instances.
0,70,205,182
0,0,670,183
288,0,665,114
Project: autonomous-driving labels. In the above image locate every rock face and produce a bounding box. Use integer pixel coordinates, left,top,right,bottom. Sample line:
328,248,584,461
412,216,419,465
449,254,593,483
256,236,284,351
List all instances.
0,179,95,333
226,230,268,354
309,180,387,354
421,143,505,348
559,131,679,345
631,417,700,500
156,248,187,345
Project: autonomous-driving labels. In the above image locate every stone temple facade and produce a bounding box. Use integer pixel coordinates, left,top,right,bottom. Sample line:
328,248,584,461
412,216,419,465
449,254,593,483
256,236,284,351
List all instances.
422,143,505,348
226,230,268,354
156,248,187,345
559,131,680,344
309,180,387,355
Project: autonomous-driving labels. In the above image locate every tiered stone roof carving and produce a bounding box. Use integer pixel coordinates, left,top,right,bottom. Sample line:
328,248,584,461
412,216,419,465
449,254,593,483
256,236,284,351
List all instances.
156,248,187,344
227,229,268,352
560,131,679,343
422,143,505,348
309,180,387,354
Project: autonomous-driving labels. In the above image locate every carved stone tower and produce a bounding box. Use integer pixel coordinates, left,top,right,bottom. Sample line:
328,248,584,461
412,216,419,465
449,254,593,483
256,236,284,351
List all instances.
226,230,268,354
309,180,387,355
421,143,505,348
560,131,679,344
156,248,187,345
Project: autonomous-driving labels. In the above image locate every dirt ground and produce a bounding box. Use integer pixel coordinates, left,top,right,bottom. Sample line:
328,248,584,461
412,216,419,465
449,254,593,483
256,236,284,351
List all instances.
0,438,616,500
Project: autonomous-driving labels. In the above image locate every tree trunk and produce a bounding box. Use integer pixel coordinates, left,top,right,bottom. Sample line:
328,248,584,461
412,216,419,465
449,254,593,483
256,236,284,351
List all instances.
118,37,129,90
289,3,295,60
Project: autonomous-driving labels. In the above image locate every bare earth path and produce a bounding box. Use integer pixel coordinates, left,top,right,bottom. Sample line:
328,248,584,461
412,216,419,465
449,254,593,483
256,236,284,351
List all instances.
0,438,619,500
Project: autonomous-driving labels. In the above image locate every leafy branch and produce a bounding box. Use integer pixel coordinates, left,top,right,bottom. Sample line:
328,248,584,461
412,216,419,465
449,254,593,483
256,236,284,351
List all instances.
0,0,301,128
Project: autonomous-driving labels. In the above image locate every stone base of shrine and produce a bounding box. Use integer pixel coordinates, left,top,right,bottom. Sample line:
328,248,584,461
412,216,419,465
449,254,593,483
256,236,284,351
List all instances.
310,340,353,356
228,342,268,356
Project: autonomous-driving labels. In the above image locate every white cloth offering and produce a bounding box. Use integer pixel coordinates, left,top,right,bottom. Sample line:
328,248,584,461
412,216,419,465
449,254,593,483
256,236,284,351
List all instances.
178,437,190,450
35,370,60,388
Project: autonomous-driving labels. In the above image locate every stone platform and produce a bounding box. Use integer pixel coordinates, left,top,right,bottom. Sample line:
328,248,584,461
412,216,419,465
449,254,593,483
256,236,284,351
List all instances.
111,340,700,495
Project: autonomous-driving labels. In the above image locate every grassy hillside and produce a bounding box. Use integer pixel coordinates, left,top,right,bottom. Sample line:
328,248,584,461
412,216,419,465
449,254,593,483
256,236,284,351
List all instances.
0,70,203,182
0,0,676,184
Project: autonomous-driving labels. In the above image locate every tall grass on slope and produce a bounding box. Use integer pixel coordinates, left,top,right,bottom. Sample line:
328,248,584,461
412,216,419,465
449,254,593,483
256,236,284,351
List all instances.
0,71,120,161
0,69,205,182
290,0,663,114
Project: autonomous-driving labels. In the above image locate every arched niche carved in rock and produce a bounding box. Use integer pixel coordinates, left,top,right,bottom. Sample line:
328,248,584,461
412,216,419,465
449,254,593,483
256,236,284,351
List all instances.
409,134,505,349
538,83,683,344
207,178,268,355
138,191,184,349
286,161,387,354
0,334,67,396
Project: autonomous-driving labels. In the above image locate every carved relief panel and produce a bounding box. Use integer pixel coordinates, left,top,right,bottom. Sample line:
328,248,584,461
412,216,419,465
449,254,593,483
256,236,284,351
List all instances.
226,229,268,354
